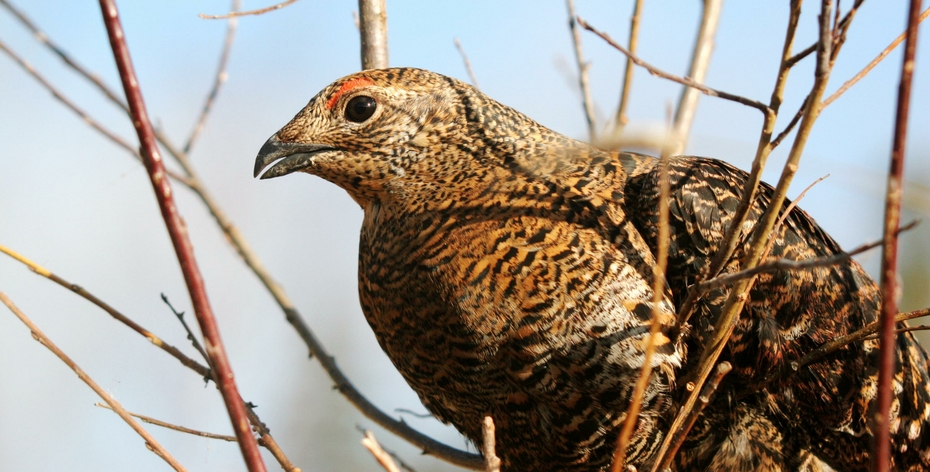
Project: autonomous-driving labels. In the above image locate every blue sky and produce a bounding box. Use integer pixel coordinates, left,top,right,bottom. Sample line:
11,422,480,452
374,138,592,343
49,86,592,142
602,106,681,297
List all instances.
1,1,928,471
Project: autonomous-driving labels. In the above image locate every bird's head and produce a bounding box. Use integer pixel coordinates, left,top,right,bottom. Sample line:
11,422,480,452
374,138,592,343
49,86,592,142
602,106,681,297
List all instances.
254,68,500,208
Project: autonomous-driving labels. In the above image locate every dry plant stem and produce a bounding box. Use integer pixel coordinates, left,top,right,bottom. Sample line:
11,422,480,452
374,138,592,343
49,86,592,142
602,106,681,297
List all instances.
612,140,672,471
185,0,240,155
694,221,917,295
823,6,930,108
863,325,930,341
578,16,772,115
566,0,597,141
677,0,802,327
362,431,403,472
162,293,211,363
358,0,389,69
97,2,265,470
875,1,922,469
670,0,724,156
655,3,837,469
199,0,297,19
614,0,643,130
6,2,492,467
0,292,187,471
454,38,480,89
801,308,930,368
662,362,732,467
482,416,502,472
94,403,237,441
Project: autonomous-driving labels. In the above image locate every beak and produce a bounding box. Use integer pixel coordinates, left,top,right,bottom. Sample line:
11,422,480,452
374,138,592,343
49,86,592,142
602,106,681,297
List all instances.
254,134,336,179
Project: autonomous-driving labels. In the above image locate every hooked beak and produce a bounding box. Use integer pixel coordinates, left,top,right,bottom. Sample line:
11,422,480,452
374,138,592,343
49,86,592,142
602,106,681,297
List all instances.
253,134,336,179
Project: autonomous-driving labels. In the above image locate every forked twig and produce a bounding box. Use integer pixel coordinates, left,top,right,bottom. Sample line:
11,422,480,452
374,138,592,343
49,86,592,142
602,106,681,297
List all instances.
96,1,265,470
578,16,772,116
0,292,187,472
199,0,298,20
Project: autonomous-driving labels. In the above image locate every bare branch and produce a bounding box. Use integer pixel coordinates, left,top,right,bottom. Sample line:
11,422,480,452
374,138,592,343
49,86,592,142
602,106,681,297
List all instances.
185,0,240,154
199,0,297,20
362,431,403,472
661,362,732,467
96,2,265,470
454,37,480,89
800,308,930,369
0,292,188,472
358,0,389,69
670,0,724,156
614,0,644,131
566,0,597,141
875,0,923,468
577,16,772,116
95,403,237,441
482,416,502,472
822,6,930,108
161,293,210,364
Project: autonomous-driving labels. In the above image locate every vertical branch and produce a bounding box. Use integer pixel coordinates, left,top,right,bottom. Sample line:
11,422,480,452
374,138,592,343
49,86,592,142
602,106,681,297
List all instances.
95,2,266,471
874,0,922,469
566,0,597,142
614,0,644,131
454,37,480,89
482,416,502,472
669,0,724,156
358,0,389,70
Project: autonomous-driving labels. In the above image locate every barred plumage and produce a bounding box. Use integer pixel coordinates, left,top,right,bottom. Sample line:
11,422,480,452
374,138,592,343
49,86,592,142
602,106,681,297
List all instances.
255,68,930,471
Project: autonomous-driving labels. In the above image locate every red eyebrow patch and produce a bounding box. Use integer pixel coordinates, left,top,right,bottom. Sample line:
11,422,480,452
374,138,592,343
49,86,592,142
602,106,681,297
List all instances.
326,77,375,110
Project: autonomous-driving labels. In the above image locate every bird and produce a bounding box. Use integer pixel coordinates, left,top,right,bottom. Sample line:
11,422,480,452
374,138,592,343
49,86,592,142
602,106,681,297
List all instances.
254,68,930,471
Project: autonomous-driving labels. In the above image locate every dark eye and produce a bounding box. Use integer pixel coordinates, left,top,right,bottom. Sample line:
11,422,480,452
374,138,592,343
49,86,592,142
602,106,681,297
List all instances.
345,95,377,122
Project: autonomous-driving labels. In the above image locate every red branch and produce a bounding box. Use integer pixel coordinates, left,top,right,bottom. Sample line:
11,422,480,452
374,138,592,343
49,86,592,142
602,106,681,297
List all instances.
874,0,922,470
96,1,266,471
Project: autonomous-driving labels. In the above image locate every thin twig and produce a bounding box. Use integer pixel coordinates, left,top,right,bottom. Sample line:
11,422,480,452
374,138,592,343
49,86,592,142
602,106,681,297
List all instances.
822,6,930,108
454,38,479,89
97,2,265,470
362,431,403,472
0,292,187,471
185,0,240,154
161,293,210,363
614,0,644,131
785,43,817,69
800,308,930,368
358,0,389,70
661,362,731,466
875,1,922,469
670,0,724,156
7,3,481,467
567,1,597,141
862,325,930,341
482,416,502,472
770,92,811,149
612,109,674,471
655,2,840,469
693,221,918,295
94,403,237,441
578,16,772,116
199,0,297,20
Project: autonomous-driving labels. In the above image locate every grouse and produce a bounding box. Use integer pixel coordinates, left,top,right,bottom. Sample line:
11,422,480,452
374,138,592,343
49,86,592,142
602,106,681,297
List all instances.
254,68,930,471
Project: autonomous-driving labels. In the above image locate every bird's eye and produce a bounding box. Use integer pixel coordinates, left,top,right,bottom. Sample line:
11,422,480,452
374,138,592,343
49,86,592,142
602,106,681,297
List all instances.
345,95,377,122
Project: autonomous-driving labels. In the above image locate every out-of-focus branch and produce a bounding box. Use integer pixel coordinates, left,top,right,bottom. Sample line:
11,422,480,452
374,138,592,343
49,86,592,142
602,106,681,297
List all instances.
96,2,265,470
362,431,403,472
614,0,644,131
578,17,771,115
0,292,187,472
454,37,479,89
875,1,922,469
199,0,297,20
566,0,597,142
669,0,724,156
482,416,502,472
358,0,389,70
185,0,240,154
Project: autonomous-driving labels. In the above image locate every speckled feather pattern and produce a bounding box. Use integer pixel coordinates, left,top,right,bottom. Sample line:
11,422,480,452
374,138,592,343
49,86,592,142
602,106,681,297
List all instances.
260,68,930,471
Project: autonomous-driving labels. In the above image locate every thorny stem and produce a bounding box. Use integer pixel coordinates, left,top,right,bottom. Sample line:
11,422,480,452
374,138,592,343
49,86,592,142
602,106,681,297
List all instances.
0,292,188,472
96,1,265,470
874,0,922,469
